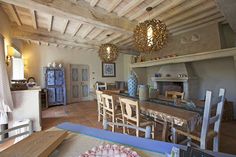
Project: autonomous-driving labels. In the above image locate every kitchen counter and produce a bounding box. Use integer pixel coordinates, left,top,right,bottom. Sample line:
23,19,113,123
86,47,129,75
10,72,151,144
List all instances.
11,89,42,131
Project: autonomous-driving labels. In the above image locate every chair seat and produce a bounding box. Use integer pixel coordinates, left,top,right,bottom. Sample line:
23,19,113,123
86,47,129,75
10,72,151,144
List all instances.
175,127,217,142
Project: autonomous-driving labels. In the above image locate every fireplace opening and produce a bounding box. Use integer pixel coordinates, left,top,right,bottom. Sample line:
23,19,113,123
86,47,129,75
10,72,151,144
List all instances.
157,82,183,95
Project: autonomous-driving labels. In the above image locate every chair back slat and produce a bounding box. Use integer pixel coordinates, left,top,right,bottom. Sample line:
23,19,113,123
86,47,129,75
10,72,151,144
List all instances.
209,115,219,125
200,90,212,149
96,90,103,104
96,82,107,90
120,98,140,123
102,94,115,113
214,89,225,133
0,120,33,144
165,91,184,100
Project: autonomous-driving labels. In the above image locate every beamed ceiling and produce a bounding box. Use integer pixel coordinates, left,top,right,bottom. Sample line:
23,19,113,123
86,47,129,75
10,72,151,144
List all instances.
0,0,226,54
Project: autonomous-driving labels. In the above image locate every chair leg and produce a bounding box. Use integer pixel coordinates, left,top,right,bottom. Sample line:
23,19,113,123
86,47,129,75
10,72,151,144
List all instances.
213,135,219,152
98,105,101,122
112,116,115,132
199,134,207,149
172,127,177,144
151,124,155,139
136,127,139,137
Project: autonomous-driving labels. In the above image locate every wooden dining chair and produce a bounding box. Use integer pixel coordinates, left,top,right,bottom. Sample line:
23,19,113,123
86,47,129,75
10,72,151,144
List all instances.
96,90,103,122
119,98,155,139
101,94,122,132
165,91,184,100
0,120,33,144
172,88,225,152
96,82,107,91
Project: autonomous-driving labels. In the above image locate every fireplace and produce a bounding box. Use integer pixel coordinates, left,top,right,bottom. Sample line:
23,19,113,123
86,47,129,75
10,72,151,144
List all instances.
151,63,198,99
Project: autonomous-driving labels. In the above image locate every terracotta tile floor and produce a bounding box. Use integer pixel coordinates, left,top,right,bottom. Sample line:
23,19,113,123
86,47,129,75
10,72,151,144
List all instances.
42,100,236,155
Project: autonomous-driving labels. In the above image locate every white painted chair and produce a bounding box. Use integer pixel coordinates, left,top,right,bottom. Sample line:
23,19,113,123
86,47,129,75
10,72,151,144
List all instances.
165,91,184,100
0,119,33,144
172,88,225,152
119,98,155,139
102,94,122,132
103,119,152,139
96,82,107,91
96,90,103,122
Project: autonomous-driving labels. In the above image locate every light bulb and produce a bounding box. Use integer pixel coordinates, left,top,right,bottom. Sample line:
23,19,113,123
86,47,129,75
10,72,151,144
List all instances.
147,25,153,47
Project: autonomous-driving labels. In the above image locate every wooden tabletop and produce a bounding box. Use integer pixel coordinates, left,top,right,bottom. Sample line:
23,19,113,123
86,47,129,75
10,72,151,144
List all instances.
0,131,68,157
102,90,200,126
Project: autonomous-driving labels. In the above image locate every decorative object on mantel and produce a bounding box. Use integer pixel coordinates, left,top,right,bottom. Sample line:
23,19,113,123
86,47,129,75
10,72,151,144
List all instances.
133,7,168,53
47,62,63,68
98,43,119,63
102,62,116,77
138,84,149,101
128,71,138,97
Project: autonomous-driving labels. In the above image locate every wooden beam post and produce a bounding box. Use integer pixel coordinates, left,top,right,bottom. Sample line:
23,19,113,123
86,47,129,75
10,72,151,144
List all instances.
7,4,22,25
30,10,38,29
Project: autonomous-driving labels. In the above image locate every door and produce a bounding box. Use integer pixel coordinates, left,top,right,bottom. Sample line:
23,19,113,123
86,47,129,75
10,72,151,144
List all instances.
70,64,90,102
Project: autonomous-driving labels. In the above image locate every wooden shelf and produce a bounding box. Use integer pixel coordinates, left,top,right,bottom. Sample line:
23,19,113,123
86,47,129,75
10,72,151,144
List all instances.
131,47,236,68
151,77,189,82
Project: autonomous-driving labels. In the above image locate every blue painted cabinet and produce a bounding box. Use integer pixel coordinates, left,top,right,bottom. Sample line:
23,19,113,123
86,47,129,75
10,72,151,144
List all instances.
45,67,66,106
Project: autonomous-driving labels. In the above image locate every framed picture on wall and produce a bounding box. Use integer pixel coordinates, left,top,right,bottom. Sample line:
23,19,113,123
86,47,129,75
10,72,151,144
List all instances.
102,62,116,77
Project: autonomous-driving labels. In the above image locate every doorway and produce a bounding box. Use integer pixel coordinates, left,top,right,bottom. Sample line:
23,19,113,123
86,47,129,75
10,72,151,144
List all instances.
70,64,90,102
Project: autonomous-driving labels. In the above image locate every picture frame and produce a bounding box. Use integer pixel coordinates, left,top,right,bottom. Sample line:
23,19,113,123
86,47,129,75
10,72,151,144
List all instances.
102,62,116,77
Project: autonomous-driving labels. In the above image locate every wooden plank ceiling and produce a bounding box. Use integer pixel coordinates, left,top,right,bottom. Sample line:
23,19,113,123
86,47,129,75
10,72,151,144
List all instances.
0,0,226,54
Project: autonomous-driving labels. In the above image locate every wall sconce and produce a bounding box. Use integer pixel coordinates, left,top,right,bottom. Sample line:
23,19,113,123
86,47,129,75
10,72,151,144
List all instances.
6,46,14,66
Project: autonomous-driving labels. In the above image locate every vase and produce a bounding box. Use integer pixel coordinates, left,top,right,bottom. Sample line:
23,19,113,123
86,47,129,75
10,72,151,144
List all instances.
138,85,149,101
128,72,138,97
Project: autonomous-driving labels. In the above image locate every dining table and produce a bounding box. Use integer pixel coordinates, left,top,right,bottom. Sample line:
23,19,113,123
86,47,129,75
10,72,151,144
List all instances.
102,90,204,141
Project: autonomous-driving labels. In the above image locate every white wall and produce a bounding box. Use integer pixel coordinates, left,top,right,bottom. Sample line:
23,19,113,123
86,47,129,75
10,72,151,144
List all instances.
192,57,236,104
23,44,128,102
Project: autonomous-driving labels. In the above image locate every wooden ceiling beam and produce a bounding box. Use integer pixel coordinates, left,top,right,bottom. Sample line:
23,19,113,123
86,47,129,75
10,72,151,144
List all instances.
166,1,216,26
107,0,122,13
90,0,100,7
168,9,220,29
160,0,206,21
105,33,122,43
61,19,69,34
87,28,104,40
96,30,113,41
7,4,22,25
1,0,136,35
11,24,101,47
113,35,130,44
48,15,53,32
79,25,94,38
117,0,145,17
128,0,165,21
30,10,38,29
71,22,82,37
140,0,185,22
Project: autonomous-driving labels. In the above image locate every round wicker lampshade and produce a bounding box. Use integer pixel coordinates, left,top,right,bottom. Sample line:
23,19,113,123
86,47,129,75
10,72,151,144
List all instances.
98,43,119,63
133,19,168,53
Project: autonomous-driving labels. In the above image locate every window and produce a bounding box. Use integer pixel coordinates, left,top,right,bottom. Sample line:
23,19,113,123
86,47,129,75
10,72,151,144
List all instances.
12,58,24,80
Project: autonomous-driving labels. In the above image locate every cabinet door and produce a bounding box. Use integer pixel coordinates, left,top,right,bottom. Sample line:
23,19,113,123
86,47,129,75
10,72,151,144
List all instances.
55,70,64,85
47,70,55,86
48,88,56,104
56,87,64,103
